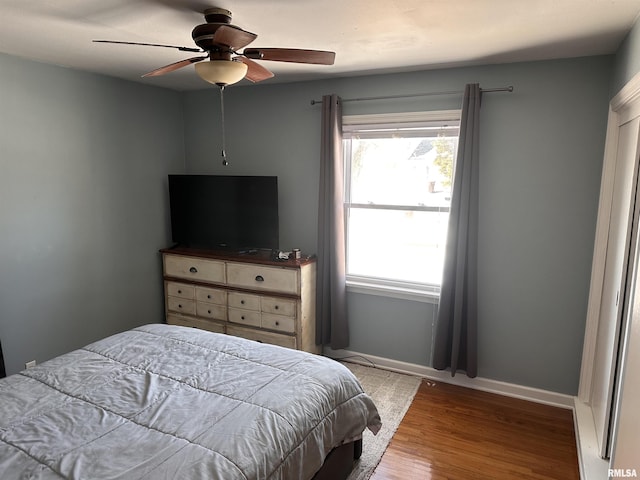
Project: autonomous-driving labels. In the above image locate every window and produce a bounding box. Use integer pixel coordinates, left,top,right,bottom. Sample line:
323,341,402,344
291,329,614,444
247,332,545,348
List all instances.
343,110,460,301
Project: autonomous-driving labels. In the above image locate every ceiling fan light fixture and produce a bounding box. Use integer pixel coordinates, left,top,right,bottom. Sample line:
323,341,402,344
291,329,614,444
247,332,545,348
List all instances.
195,59,248,86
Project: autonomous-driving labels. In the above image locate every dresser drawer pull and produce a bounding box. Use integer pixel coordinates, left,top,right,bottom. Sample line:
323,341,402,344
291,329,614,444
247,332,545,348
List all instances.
178,304,183,309
208,309,212,314
275,321,280,326
207,294,211,299
274,305,279,310
241,300,245,305
255,275,264,282
178,289,182,294
241,315,245,320
189,267,198,273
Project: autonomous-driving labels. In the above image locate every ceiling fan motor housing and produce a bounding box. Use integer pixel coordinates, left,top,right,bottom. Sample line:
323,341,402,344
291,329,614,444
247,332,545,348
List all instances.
193,8,234,52
203,7,232,24
192,24,227,52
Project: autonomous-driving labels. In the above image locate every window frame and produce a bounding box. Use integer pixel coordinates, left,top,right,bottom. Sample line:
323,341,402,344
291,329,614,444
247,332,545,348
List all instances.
342,110,461,303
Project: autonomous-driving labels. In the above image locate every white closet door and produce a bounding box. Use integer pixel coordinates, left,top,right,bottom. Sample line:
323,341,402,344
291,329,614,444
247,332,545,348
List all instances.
611,231,640,471
591,116,640,457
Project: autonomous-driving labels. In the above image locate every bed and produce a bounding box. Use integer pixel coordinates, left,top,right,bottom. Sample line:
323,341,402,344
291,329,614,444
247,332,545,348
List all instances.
0,323,381,479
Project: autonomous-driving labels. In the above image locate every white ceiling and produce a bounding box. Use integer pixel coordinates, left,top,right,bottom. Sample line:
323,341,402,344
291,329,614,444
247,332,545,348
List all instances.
1,0,639,91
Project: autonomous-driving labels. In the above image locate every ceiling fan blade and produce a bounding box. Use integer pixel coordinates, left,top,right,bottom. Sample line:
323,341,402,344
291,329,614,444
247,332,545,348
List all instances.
93,40,202,53
243,48,335,65
142,56,207,77
213,24,257,50
237,57,274,83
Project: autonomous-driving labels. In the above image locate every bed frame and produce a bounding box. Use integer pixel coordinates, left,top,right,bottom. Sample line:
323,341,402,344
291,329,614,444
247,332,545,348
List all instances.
312,438,363,480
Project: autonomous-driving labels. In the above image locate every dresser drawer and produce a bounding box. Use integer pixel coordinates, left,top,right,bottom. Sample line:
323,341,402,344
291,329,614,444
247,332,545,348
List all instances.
164,255,225,284
167,297,196,316
196,302,227,321
228,291,261,311
166,282,195,299
167,314,225,334
262,313,296,334
228,308,261,327
195,286,227,305
261,297,296,317
226,263,298,294
227,325,297,349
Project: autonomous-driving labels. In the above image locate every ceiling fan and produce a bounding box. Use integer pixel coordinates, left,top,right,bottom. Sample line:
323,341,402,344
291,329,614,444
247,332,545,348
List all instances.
95,7,335,165
94,6,336,86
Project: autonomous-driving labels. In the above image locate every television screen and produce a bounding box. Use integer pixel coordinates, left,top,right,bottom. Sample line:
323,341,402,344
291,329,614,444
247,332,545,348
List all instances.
168,175,279,251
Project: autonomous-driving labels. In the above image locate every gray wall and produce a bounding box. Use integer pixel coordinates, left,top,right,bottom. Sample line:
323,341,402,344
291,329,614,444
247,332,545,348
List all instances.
612,15,640,95
0,53,185,375
183,56,612,394
0,50,614,395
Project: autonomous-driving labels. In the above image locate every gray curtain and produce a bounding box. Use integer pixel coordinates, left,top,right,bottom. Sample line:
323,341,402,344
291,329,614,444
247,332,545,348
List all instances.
432,83,481,378
316,94,349,349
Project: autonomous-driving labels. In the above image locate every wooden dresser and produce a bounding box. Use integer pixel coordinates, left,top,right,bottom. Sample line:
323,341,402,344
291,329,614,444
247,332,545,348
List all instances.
160,247,319,354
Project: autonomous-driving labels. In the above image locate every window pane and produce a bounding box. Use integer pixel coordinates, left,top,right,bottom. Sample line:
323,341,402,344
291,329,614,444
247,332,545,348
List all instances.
349,136,456,207
343,112,459,289
346,208,448,285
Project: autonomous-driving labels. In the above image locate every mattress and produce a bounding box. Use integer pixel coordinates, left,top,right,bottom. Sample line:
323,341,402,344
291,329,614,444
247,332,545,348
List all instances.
0,324,381,479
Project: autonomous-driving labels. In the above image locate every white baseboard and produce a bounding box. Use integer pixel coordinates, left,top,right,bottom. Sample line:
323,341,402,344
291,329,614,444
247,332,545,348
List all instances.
323,347,574,409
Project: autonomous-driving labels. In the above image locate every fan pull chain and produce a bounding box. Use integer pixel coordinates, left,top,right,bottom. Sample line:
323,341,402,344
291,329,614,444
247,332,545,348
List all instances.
219,85,228,166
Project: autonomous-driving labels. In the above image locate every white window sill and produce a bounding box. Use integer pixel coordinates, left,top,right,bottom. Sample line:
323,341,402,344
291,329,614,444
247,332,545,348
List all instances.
346,279,440,304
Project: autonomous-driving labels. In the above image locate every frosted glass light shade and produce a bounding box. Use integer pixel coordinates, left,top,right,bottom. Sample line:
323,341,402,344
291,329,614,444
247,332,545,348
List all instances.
195,60,248,86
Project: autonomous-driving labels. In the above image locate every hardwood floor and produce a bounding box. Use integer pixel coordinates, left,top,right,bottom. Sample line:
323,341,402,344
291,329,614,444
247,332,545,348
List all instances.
370,380,580,480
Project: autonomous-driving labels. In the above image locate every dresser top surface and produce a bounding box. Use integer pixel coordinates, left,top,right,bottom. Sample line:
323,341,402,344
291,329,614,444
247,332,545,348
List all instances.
160,246,316,268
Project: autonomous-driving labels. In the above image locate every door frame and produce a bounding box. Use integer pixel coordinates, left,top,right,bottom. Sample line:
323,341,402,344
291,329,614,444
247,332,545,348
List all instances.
579,71,640,453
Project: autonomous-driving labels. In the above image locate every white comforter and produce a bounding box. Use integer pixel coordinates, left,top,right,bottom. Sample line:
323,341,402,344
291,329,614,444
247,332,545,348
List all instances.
0,324,381,479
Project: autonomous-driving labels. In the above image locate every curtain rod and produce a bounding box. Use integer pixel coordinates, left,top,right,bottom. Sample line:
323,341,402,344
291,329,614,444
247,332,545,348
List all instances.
309,86,513,105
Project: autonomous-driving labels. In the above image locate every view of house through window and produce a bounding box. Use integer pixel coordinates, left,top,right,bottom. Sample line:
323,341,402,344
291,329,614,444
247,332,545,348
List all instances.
343,111,461,294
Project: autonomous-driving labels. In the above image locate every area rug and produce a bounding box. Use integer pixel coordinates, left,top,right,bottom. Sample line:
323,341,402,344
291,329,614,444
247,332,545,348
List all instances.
343,362,422,480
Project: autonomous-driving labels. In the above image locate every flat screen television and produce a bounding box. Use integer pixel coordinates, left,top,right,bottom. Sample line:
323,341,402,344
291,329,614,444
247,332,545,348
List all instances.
168,175,279,251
